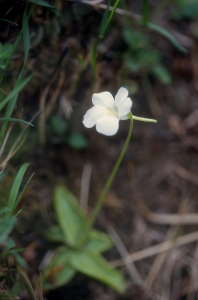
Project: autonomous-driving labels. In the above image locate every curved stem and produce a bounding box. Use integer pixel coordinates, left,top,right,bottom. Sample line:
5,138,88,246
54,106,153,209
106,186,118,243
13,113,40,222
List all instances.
78,112,133,246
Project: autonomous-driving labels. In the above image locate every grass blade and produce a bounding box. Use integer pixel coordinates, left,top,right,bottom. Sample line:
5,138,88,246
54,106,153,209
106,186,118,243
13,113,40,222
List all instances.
142,0,149,26
148,22,188,53
13,172,34,212
0,19,18,26
28,0,55,8
7,163,29,214
99,0,111,39
0,7,32,145
0,118,33,125
0,74,33,111
0,169,9,181
99,0,120,39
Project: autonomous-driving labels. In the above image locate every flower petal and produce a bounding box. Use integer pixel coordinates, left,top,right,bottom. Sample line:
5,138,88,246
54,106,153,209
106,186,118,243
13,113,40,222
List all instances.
96,115,119,136
118,97,132,119
115,87,128,107
92,92,116,111
83,105,109,128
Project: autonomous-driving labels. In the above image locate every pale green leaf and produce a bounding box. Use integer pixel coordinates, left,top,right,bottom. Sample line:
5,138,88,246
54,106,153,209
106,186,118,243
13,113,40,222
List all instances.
69,249,126,293
44,225,65,243
43,247,76,289
54,186,87,246
86,230,113,253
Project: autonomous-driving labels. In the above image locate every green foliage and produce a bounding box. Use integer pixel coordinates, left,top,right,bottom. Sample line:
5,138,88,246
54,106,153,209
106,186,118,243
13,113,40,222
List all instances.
123,28,172,85
43,247,76,290
172,0,198,20
85,230,113,253
0,19,18,26
152,64,172,85
0,43,12,69
7,163,33,215
99,0,111,39
69,249,125,293
66,133,88,150
49,114,88,149
54,186,87,247
99,0,120,39
0,75,33,111
142,0,149,26
0,216,15,245
43,186,125,293
147,22,187,53
28,0,55,8
0,169,9,181
50,115,68,135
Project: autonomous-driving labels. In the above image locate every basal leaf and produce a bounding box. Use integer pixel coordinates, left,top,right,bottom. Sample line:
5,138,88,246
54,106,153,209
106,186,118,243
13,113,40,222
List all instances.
69,249,125,293
85,230,113,253
44,225,65,243
54,186,87,247
43,247,76,290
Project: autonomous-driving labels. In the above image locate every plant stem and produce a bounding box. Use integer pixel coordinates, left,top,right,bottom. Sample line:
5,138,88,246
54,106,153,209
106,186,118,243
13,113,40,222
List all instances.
78,112,133,246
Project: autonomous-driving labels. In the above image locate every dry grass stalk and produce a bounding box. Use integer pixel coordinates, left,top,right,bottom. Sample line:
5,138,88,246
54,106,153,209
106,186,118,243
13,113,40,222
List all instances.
111,231,198,267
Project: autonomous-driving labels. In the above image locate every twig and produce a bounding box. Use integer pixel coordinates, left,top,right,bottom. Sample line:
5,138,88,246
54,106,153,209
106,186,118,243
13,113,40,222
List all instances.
45,70,66,118
0,111,41,171
129,165,198,225
111,231,198,267
141,74,163,119
107,224,143,284
38,47,68,145
174,164,198,186
80,163,92,212
143,196,188,296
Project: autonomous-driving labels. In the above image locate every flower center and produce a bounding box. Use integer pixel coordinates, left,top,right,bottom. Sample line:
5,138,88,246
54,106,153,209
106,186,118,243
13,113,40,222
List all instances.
106,108,119,118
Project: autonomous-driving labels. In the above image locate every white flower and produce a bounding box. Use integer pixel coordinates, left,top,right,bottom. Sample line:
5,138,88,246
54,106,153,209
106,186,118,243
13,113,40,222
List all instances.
82,87,132,136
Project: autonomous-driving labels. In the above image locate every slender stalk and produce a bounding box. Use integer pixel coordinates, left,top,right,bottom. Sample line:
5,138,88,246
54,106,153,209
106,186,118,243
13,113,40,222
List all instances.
78,112,133,246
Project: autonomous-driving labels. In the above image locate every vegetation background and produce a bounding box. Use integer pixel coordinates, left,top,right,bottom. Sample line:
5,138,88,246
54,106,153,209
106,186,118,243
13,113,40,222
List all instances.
1,0,198,299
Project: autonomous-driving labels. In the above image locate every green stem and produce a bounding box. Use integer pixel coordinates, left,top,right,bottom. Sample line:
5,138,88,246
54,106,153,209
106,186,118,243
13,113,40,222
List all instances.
78,112,133,246
132,115,157,123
